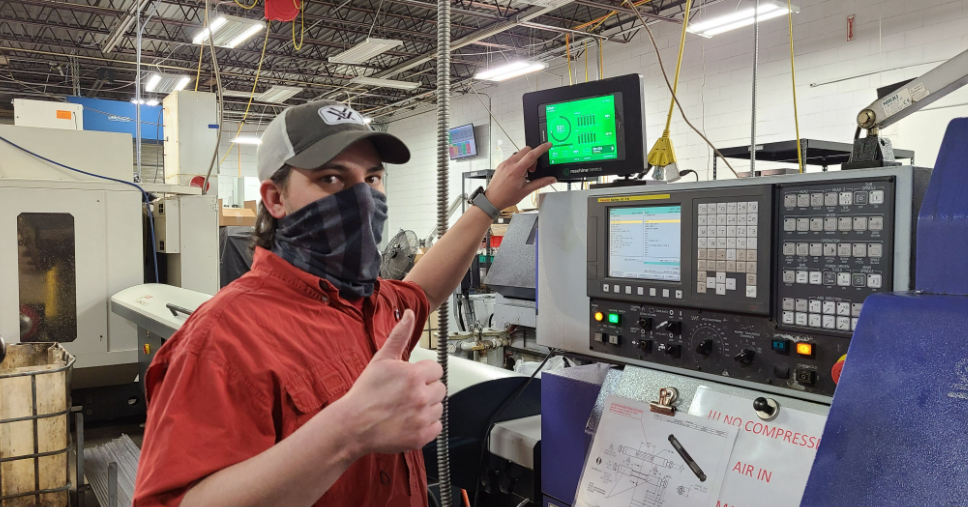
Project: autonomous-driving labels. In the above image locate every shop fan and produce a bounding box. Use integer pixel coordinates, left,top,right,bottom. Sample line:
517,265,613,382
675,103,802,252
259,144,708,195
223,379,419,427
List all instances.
380,229,419,280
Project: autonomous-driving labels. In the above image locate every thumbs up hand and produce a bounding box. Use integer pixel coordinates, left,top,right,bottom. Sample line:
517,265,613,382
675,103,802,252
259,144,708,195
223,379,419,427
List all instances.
332,310,445,456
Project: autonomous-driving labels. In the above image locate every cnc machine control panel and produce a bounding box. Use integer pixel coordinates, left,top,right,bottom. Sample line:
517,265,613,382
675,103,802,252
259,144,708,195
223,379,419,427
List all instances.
586,170,924,397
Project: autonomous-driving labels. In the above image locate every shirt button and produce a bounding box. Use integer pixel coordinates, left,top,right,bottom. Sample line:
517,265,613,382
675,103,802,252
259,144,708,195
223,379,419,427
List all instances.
320,295,329,303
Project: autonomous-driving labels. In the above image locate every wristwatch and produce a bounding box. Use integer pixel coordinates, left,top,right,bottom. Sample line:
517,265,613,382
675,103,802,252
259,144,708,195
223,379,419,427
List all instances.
469,186,500,219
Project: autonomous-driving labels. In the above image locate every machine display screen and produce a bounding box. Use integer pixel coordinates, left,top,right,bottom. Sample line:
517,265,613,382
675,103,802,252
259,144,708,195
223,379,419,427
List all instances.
448,124,478,159
543,94,620,165
608,205,681,281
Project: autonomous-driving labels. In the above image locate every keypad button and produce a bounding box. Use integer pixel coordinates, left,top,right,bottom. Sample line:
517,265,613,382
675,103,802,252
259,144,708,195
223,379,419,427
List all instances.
784,218,797,232
736,226,747,237
839,192,853,206
852,303,864,317
727,202,738,213
868,273,883,289
717,215,728,226
603,283,610,292
782,311,795,324
747,250,757,262
838,217,852,231
837,317,851,331
869,243,883,258
716,261,727,271
736,261,747,273
737,214,748,226
717,237,728,249
852,273,866,287
698,226,707,237
823,301,836,314
614,285,620,293
676,290,683,299
853,216,868,231
837,273,851,286
726,226,737,237
808,314,822,328
726,260,737,272
783,270,795,283
854,191,868,205
823,315,836,329
747,226,758,238
810,271,823,285
825,217,838,231
726,249,737,261
650,288,657,296
825,192,839,206
717,203,728,213
746,262,757,274
698,203,708,214
716,284,727,295
797,218,810,232
737,238,748,249
738,202,748,213
870,190,885,204
706,278,716,288
797,194,810,207
823,271,836,285
782,297,795,311
808,300,822,313
810,243,823,256
796,243,809,256
698,215,708,226
697,260,707,271
748,201,759,212
746,285,757,298
662,289,670,298
697,270,708,281
795,299,808,312
697,282,707,293
726,278,737,291
869,216,884,231
726,238,736,249
837,302,851,316
853,243,867,257
698,238,708,248
716,249,727,260
625,286,632,294
747,213,758,225
746,274,757,285
717,226,727,237
736,249,747,262
810,218,824,231
707,226,716,237
811,193,824,207
823,243,837,256
796,313,808,326
638,287,645,296
796,271,809,284
838,243,852,257
783,242,795,255
716,272,726,283
697,248,707,259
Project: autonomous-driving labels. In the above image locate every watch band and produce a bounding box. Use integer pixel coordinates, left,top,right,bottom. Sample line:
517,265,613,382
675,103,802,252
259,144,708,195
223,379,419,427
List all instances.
471,189,501,219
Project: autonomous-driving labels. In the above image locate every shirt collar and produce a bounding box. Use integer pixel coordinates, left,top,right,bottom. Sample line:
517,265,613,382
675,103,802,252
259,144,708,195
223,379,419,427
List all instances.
252,247,383,304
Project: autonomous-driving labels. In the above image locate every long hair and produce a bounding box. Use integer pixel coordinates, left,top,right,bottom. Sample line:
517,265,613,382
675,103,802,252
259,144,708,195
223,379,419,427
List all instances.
252,165,292,250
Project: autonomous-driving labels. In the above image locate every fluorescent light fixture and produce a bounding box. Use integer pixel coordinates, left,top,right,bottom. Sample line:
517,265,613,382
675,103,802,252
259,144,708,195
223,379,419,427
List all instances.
193,15,264,48
349,76,421,90
363,117,373,124
232,136,262,145
329,38,403,64
475,61,547,82
131,98,160,106
688,1,797,38
145,72,191,93
256,85,303,103
221,89,255,98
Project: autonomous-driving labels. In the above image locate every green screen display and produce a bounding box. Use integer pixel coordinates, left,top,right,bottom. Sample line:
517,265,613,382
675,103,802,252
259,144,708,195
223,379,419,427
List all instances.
545,95,618,165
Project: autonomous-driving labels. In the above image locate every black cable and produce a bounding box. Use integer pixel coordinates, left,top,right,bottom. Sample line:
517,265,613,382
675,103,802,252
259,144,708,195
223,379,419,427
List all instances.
488,313,494,328
679,169,700,181
472,349,556,507
456,296,466,332
428,486,442,507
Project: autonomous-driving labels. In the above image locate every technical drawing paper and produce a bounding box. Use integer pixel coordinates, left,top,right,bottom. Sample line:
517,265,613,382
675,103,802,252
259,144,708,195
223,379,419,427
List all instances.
575,395,739,507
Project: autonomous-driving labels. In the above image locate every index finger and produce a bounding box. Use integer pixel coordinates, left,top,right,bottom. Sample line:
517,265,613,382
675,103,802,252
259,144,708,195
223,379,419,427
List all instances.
515,143,552,175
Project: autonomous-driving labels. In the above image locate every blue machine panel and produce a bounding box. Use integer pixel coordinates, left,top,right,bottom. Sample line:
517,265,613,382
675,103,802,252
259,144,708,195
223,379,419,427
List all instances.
66,96,164,141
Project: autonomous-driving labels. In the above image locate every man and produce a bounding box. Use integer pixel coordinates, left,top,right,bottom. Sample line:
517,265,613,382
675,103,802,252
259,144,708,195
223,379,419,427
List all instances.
133,100,555,507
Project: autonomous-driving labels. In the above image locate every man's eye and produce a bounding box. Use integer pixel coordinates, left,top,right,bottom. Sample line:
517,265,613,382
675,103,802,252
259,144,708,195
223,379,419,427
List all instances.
320,175,340,185
366,175,383,184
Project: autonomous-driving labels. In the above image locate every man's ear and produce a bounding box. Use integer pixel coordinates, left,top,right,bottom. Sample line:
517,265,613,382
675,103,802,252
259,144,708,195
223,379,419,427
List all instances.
260,180,288,219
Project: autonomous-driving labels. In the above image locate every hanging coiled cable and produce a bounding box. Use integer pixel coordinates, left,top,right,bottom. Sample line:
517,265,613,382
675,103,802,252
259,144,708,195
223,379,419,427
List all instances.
435,0,453,502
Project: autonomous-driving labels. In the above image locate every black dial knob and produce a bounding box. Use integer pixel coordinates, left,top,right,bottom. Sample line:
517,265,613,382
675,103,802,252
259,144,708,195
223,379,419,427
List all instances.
753,397,775,416
695,339,713,356
656,321,682,335
637,318,653,330
662,344,682,357
632,339,653,352
734,348,755,365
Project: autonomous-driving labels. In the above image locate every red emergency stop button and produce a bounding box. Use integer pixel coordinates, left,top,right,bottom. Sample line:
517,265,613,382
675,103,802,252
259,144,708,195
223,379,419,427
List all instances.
831,354,847,384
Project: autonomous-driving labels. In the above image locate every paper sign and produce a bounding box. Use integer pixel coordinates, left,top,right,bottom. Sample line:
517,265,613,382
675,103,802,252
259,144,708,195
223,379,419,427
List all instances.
688,388,828,507
910,83,929,102
576,395,739,507
56,110,73,120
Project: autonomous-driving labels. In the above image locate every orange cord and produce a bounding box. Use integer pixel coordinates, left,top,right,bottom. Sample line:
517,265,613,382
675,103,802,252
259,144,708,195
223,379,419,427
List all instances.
461,489,471,507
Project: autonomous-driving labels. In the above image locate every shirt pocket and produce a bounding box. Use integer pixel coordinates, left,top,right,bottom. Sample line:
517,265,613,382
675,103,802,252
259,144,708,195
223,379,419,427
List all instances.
281,364,350,437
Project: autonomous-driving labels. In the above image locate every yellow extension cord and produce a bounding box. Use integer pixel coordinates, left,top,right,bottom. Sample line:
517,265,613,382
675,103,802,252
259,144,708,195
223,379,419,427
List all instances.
646,0,692,169
788,0,803,173
220,26,272,165
292,0,305,51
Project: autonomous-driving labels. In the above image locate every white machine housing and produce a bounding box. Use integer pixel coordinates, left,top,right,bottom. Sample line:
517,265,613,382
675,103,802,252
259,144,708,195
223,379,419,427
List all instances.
162,90,218,185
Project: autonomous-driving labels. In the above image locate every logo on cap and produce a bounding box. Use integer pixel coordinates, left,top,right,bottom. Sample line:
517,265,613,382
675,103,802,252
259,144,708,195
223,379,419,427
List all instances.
318,105,366,126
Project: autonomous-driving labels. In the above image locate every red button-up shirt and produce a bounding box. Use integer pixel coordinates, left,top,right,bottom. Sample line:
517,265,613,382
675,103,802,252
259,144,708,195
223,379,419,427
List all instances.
133,248,431,507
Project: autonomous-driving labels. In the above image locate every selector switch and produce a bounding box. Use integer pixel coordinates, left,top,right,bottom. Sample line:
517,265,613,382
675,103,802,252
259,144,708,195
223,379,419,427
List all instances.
608,335,622,346
658,343,682,358
656,321,683,335
695,339,714,356
632,339,653,352
734,349,755,365
637,318,654,330
795,368,817,386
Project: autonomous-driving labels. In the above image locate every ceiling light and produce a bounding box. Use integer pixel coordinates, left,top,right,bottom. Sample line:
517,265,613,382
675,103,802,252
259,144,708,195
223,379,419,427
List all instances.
350,76,421,90
221,89,255,98
232,136,262,145
131,98,160,106
363,117,373,124
475,61,547,82
688,2,797,38
145,72,191,94
329,38,403,64
192,15,264,48
256,85,303,103
515,0,573,9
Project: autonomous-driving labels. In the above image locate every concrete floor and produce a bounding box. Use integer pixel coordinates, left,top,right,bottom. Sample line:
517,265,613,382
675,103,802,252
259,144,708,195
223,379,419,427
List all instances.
73,422,145,507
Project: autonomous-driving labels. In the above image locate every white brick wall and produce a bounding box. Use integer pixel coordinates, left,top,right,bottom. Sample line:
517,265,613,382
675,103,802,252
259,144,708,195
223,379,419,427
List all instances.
385,0,968,237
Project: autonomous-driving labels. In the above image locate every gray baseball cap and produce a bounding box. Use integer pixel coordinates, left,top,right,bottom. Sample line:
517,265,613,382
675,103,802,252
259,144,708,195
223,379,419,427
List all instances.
257,100,410,181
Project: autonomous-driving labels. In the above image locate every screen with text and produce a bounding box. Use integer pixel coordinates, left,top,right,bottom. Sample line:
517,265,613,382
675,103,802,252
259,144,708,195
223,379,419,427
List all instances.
609,205,682,281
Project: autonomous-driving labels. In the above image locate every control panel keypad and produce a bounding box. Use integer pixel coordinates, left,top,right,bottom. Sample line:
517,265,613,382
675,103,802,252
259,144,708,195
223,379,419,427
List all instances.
696,201,761,299
778,181,894,335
